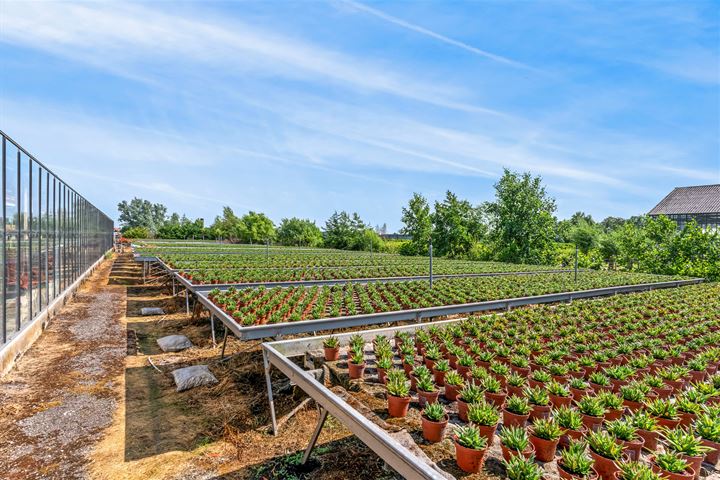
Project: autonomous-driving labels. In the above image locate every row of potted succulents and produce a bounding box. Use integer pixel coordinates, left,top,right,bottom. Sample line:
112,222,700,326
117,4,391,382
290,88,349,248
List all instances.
206,269,682,326
323,283,720,477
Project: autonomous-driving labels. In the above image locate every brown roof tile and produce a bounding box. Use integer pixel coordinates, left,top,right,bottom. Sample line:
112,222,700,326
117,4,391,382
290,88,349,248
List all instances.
649,184,720,215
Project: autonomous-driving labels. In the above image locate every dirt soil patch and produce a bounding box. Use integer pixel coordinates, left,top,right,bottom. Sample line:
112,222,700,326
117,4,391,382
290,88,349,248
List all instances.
0,254,401,480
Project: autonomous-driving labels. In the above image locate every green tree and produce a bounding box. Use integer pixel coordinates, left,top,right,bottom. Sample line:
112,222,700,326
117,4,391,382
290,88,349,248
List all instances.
238,211,276,244
600,216,626,232
568,220,600,254
431,191,486,257
276,218,323,247
117,197,167,234
323,211,380,251
211,206,241,241
486,169,557,264
400,193,432,256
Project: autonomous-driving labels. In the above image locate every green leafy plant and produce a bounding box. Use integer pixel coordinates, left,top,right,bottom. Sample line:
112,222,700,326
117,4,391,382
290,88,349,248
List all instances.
587,430,623,460
444,370,464,386
605,419,637,441
531,418,563,440
385,368,407,384
644,398,678,420
459,383,484,403
597,391,623,410
508,372,527,387
349,334,365,350
416,375,436,393
577,396,606,417
323,336,339,348
589,372,611,387
504,453,544,480
653,452,690,474
524,386,550,406
423,402,446,422
482,375,503,393
617,461,662,480
559,440,594,477
629,410,658,432
456,425,488,450
505,395,531,415
532,369,552,383
386,377,410,398
413,365,432,381
662,427,714,456
467,400,500,426
350,347,365,365
433,358,450,372
377,356,393,370
554,405,583,430
569,378,590,390
547,380,571,397
695,412,720,442
499,425,530,451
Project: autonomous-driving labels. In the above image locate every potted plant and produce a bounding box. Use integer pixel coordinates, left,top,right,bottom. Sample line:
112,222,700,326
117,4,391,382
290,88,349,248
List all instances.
548,380,573,408
499,425,535,462
644,398,680,429
421,402,448,443
411,365,432,392
467,400,500,444
597,391,624,421
555,405,586,448
507,372,527,397
416,373,438,407
629,410,659,451
675,393,704,427
606,419,644,461
454,425,489,473
457,353,474,379
402,354,415,376
457,383,483,422
620,383,647,413
423,343,441,370
386,373,411,418
323,336,340,361
348,346,366,379
525,386,552,421
529,369,553,389
529,417,563,462
510,354,531,377
649,452,695,480
586,430,625,480
589,372,613,394
558,440,598,480
432,358,450,386
570,378,593,401
503,394,532,428
482,375,507,408
662,427,713,480
616,461,662,480
504,453,544,480
695,411,720,466
376,355,393,384
443,370,464,401
644,374,672,399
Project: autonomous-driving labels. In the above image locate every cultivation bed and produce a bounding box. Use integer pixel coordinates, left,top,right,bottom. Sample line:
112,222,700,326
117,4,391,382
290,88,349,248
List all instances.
196,272,699,340
262,283,720,480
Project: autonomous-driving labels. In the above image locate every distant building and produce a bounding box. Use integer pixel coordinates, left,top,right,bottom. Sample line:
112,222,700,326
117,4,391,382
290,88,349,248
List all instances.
648,184,720,230
380,233,411,241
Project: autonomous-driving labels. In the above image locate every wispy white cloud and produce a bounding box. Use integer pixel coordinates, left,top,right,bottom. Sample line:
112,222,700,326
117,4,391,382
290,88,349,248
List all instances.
337,0,540,73
0,1,504,115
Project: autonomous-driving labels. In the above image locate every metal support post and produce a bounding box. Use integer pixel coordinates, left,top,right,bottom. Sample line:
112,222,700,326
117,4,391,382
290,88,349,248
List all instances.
301,406,329,465
185,288,190,315
574,244,578,283
429,239,433,288
220,325,228,359
210,313,217,347
263,349,278,435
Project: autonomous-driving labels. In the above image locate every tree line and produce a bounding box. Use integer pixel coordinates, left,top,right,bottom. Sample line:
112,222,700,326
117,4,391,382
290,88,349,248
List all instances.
118,168,719,279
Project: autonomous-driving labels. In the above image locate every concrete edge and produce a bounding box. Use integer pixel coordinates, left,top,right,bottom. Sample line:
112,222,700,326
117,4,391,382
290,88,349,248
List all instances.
0,250,113,378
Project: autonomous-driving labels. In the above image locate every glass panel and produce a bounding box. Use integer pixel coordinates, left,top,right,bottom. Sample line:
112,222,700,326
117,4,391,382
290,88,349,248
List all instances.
4,143,18,341
19,154,30,329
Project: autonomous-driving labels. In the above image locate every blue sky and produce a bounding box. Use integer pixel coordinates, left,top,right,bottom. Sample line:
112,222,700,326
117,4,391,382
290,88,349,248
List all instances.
1,0,718,231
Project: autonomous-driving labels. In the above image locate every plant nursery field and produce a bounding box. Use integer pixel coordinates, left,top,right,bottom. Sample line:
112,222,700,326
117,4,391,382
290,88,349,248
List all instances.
321,282,720,479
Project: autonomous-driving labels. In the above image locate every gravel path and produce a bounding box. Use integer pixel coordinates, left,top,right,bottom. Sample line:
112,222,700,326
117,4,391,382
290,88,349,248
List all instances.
0,257,125,480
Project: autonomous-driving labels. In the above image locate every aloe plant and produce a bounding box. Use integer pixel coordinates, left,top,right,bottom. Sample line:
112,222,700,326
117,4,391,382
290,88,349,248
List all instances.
386,377,410,398
504,454,543,480
644,398,678,420
577,396,605,417
695,412,720,442
323,336,339,348
554,405,583,430
606,418,637,441
482,375,503,393
531,418,562,440
654,452,690,474
455,425,487,450
423,402,446,422
467,400,500,426
559,440,594,477
459,383,484,403
417,375,436,393
617,461,662,480
531,369,552,383
547,380,571,397
444,370,464,387
629,410,658,431
505,395,531,415
587,430,623,460
662,427,714,456
499,425,530,450
597,391,623,410
524,386,550,406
